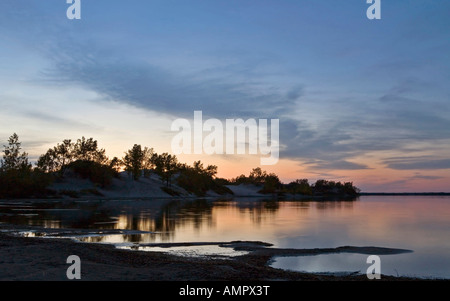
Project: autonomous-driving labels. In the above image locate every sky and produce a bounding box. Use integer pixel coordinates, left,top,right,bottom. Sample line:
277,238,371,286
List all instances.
0,0,449,192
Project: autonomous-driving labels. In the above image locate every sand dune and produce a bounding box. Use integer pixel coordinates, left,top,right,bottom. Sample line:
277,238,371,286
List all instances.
49,172,264,199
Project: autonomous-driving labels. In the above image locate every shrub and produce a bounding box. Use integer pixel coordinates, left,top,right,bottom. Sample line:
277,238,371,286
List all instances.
311,179,360,196
176,161,232,196
286,179,312,195
66,160,115,188
0,169,53,198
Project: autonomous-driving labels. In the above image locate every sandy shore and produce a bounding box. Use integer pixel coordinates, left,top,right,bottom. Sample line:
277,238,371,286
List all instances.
0,230,418,281
48,172,266,199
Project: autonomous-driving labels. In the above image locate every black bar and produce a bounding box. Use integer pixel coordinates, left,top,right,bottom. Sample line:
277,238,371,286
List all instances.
1,280,447,300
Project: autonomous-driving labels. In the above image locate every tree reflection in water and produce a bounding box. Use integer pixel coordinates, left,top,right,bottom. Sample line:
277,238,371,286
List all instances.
0,197,358,243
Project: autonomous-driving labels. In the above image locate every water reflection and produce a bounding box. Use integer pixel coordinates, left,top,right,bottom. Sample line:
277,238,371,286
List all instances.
2,196,450,277
0,198,357,244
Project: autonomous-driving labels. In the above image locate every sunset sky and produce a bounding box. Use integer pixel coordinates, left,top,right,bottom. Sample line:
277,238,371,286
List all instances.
1,1,449,192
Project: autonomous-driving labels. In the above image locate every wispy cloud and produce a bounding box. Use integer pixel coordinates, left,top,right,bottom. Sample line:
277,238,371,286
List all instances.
1,0,450,186
409,173,444,180
44,48,301,120
383,156,450,170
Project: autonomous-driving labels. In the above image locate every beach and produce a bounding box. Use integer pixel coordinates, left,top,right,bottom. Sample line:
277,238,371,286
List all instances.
0,230,417,281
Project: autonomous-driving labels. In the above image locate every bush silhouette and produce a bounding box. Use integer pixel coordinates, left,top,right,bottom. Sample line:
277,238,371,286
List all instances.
0,133,361,199
0,133,52,198
67,160,115,188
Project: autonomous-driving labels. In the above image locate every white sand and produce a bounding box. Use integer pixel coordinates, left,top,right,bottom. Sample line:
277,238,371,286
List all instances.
49,171,265,199
225,184,265,197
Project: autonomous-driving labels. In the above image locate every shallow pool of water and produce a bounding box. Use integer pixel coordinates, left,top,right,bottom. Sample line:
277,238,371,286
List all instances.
117,244,249,258
271,252,447,279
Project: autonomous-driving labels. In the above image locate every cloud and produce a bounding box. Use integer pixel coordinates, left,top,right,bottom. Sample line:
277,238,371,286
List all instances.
20,110,99,131
286,85,304,101
2,0,450,179
310,160,370,171
383,157,450,170
409,173,444,180
372,83,450,140
278,118,390,169
43,47,302,121
35,41,450,173
385,78,432,96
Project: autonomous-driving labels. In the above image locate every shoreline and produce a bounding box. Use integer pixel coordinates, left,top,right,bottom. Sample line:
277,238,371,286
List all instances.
2,192,449,203
0,229,424,281
1,197,448,281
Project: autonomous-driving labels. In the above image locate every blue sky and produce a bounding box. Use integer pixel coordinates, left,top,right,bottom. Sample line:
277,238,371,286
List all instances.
1,0,449,191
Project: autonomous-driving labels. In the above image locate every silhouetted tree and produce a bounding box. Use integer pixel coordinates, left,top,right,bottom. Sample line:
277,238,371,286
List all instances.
123,144,145,180
311,179,359,196
260,173,281,194
0,133,31,172
229,167,281,194
152,152,178,187
0,134,50,198
36,150,57,173
231,174,250,185
192,161,217,177
66,160,116,188
37,139,74,177
73,137,107,163
249,167,267,184
176,160,229,196
37,137,108,177
287,179,312,195
142,147,154,178
108,156,122,177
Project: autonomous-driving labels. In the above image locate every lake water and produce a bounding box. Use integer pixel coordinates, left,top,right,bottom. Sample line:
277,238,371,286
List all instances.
1,195,449,279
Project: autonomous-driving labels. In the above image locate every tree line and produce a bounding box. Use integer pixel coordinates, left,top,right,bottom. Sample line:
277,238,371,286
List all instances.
0,133,360,198
228,167,360,196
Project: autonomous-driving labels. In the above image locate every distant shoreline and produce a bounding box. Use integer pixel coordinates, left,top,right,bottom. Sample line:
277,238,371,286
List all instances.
2,191,450,202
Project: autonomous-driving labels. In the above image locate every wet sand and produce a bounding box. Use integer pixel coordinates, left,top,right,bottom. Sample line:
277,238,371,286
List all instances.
0,231,417,281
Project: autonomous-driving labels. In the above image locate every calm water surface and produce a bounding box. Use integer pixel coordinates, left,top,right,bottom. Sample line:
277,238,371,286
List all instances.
1,196,449,278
